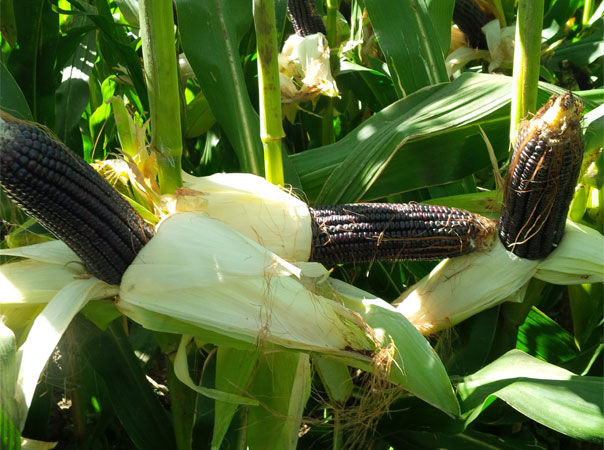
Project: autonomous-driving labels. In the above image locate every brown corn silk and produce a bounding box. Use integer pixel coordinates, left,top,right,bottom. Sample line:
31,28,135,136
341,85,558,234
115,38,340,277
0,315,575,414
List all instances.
499,94,584,259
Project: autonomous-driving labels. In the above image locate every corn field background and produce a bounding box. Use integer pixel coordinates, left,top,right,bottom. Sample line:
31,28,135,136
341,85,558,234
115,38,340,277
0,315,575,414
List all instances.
0,0,603,449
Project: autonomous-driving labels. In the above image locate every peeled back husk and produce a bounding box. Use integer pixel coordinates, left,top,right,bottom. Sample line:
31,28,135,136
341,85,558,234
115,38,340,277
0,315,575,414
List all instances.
116,212,376,357
163,172,312,262
394,221,604,334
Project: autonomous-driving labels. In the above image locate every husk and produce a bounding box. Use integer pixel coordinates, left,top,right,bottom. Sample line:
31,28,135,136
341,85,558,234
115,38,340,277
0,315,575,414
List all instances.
278,33,339,102
534,221,604,284
0,241,116,305
394,239,540,334
117,212,375,356
163,172,312,262
310,276,461,417
394,221,604,334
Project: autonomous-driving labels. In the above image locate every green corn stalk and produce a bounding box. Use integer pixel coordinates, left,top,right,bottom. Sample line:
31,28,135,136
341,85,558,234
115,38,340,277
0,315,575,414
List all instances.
253,0,285,185
138,0,183,194
509,0,544,144
321,0,340,146
582,0,594,26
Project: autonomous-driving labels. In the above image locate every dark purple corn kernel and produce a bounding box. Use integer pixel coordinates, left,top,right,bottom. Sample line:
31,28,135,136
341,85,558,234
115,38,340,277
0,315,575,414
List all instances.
499,94,584,259
309,203,495,266
287,0,326,37
0,113,155,284
453,0,493,50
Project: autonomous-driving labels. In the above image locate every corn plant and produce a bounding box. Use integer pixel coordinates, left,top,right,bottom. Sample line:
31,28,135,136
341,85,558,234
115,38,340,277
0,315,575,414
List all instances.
0,0,603,449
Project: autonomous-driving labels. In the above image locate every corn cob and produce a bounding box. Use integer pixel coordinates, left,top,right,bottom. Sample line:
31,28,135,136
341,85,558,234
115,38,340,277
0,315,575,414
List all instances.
499,94,584,259
309,203,495,266
0,113,154,285
287,0,326,37
453,0,492,50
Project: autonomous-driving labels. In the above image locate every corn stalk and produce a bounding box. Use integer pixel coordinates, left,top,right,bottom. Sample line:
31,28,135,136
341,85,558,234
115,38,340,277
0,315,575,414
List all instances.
139,0,183,193
253,0,285,185
509,0,544,144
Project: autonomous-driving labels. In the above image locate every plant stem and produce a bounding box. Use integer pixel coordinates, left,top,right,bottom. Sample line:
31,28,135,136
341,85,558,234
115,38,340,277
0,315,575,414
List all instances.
138,0,183,194
582,0,594,26
322,0,340,146
253,0,285,185
509,0,544,145
333,409,343,450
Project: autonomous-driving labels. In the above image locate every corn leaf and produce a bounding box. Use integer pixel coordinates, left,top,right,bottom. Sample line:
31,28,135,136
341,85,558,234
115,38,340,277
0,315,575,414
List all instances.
320,278,461,417
0,404,20,450
291,74,594,203
0,321,19,447
314,355,353,404
174,335,258,406
458,350,604,442
175,0,263,175
365,0,451,96
517,307,579,366
212,347,259,449
0,61,32,120
247,350,311,450
74,317,177,450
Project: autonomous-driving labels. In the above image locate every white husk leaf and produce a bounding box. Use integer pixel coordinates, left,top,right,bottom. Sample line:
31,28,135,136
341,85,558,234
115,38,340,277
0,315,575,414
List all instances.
163,172,312,262
117,213,375,355
534,221,604,284
394,221,604,334
0,240,78,265
394,239,539,334
445,19,514,76
278,33,339,102
482,20,515,72
446,47,490,77
0,240,117,305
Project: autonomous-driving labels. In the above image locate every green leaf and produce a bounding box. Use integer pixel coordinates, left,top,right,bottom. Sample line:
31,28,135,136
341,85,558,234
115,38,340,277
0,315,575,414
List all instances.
212,347,259,449
568,283,604,348
0,61,32,120
323,279,461,417
8,0,58,125
167,354,198,450
584,103,604,154
175,0,264,175
441,306,500,377
314,355,353,404
247,350,311,450
546,19,604,67
458,350,604,442
54,78,89,141
0,0,17,48
313,73,511,203
395,429,546,450
0,403,20,450
76,317,177,450
0,321,19,439
363,0,450,97
79,0,149,112
292,74,590,203
516,307,578,366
